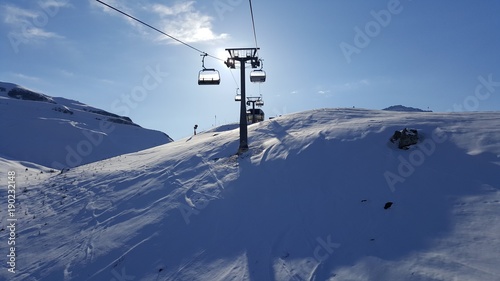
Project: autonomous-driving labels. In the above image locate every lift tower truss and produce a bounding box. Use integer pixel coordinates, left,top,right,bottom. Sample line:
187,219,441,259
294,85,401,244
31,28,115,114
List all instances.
225,48,260,154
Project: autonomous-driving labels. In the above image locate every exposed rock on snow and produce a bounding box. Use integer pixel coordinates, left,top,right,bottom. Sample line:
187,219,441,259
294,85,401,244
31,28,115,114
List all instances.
383,201,394,209
7,86,55,103
390,128,419,149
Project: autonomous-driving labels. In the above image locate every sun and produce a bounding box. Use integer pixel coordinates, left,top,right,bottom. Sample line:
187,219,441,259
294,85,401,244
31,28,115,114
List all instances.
213,47,229,66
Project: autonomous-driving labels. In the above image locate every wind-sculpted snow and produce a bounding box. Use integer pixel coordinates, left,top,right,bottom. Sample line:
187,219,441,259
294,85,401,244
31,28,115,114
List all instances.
1,108,499,281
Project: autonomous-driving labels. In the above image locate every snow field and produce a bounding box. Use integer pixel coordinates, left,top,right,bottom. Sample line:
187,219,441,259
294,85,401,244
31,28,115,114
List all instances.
0,108,499,280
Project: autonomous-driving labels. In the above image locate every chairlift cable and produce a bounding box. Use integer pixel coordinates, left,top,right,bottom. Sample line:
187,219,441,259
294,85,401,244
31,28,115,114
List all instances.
96,0,248,89
229,69,239,88
248,0,259,51
95,0,223,62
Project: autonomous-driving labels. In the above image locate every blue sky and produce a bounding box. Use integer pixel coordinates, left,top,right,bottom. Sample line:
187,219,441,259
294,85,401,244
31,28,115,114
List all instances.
2,0,500,140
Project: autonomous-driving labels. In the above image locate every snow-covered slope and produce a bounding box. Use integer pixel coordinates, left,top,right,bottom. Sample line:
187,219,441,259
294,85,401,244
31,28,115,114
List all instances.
0,82,172,169
1,108,499,281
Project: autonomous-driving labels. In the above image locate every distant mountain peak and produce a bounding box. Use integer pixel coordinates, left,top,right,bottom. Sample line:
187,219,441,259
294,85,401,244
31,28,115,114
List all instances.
383,105,432,112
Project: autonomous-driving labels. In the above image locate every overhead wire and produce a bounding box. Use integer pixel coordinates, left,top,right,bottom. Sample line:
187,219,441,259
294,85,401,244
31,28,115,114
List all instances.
94,0,223,62
229,69,239,88
95,0,266,90
248,0,264,97
248,0,259,51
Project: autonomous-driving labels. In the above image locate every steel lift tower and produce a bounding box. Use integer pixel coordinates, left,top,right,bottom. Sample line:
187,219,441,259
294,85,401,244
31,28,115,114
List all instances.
225,48,260,154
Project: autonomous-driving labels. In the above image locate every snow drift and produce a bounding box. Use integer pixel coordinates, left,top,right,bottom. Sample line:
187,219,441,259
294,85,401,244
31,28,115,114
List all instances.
1,108,499,281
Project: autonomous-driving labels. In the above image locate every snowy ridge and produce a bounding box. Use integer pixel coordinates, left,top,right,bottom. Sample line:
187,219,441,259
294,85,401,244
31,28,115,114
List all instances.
1,108,500,281
0,81,172,169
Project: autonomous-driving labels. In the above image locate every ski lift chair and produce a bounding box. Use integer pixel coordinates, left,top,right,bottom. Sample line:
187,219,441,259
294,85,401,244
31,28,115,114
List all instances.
250,59,266,83
198,69,220,85
246,109,265,123
234,88,241,101
198,53,220,85
250,69,266,83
